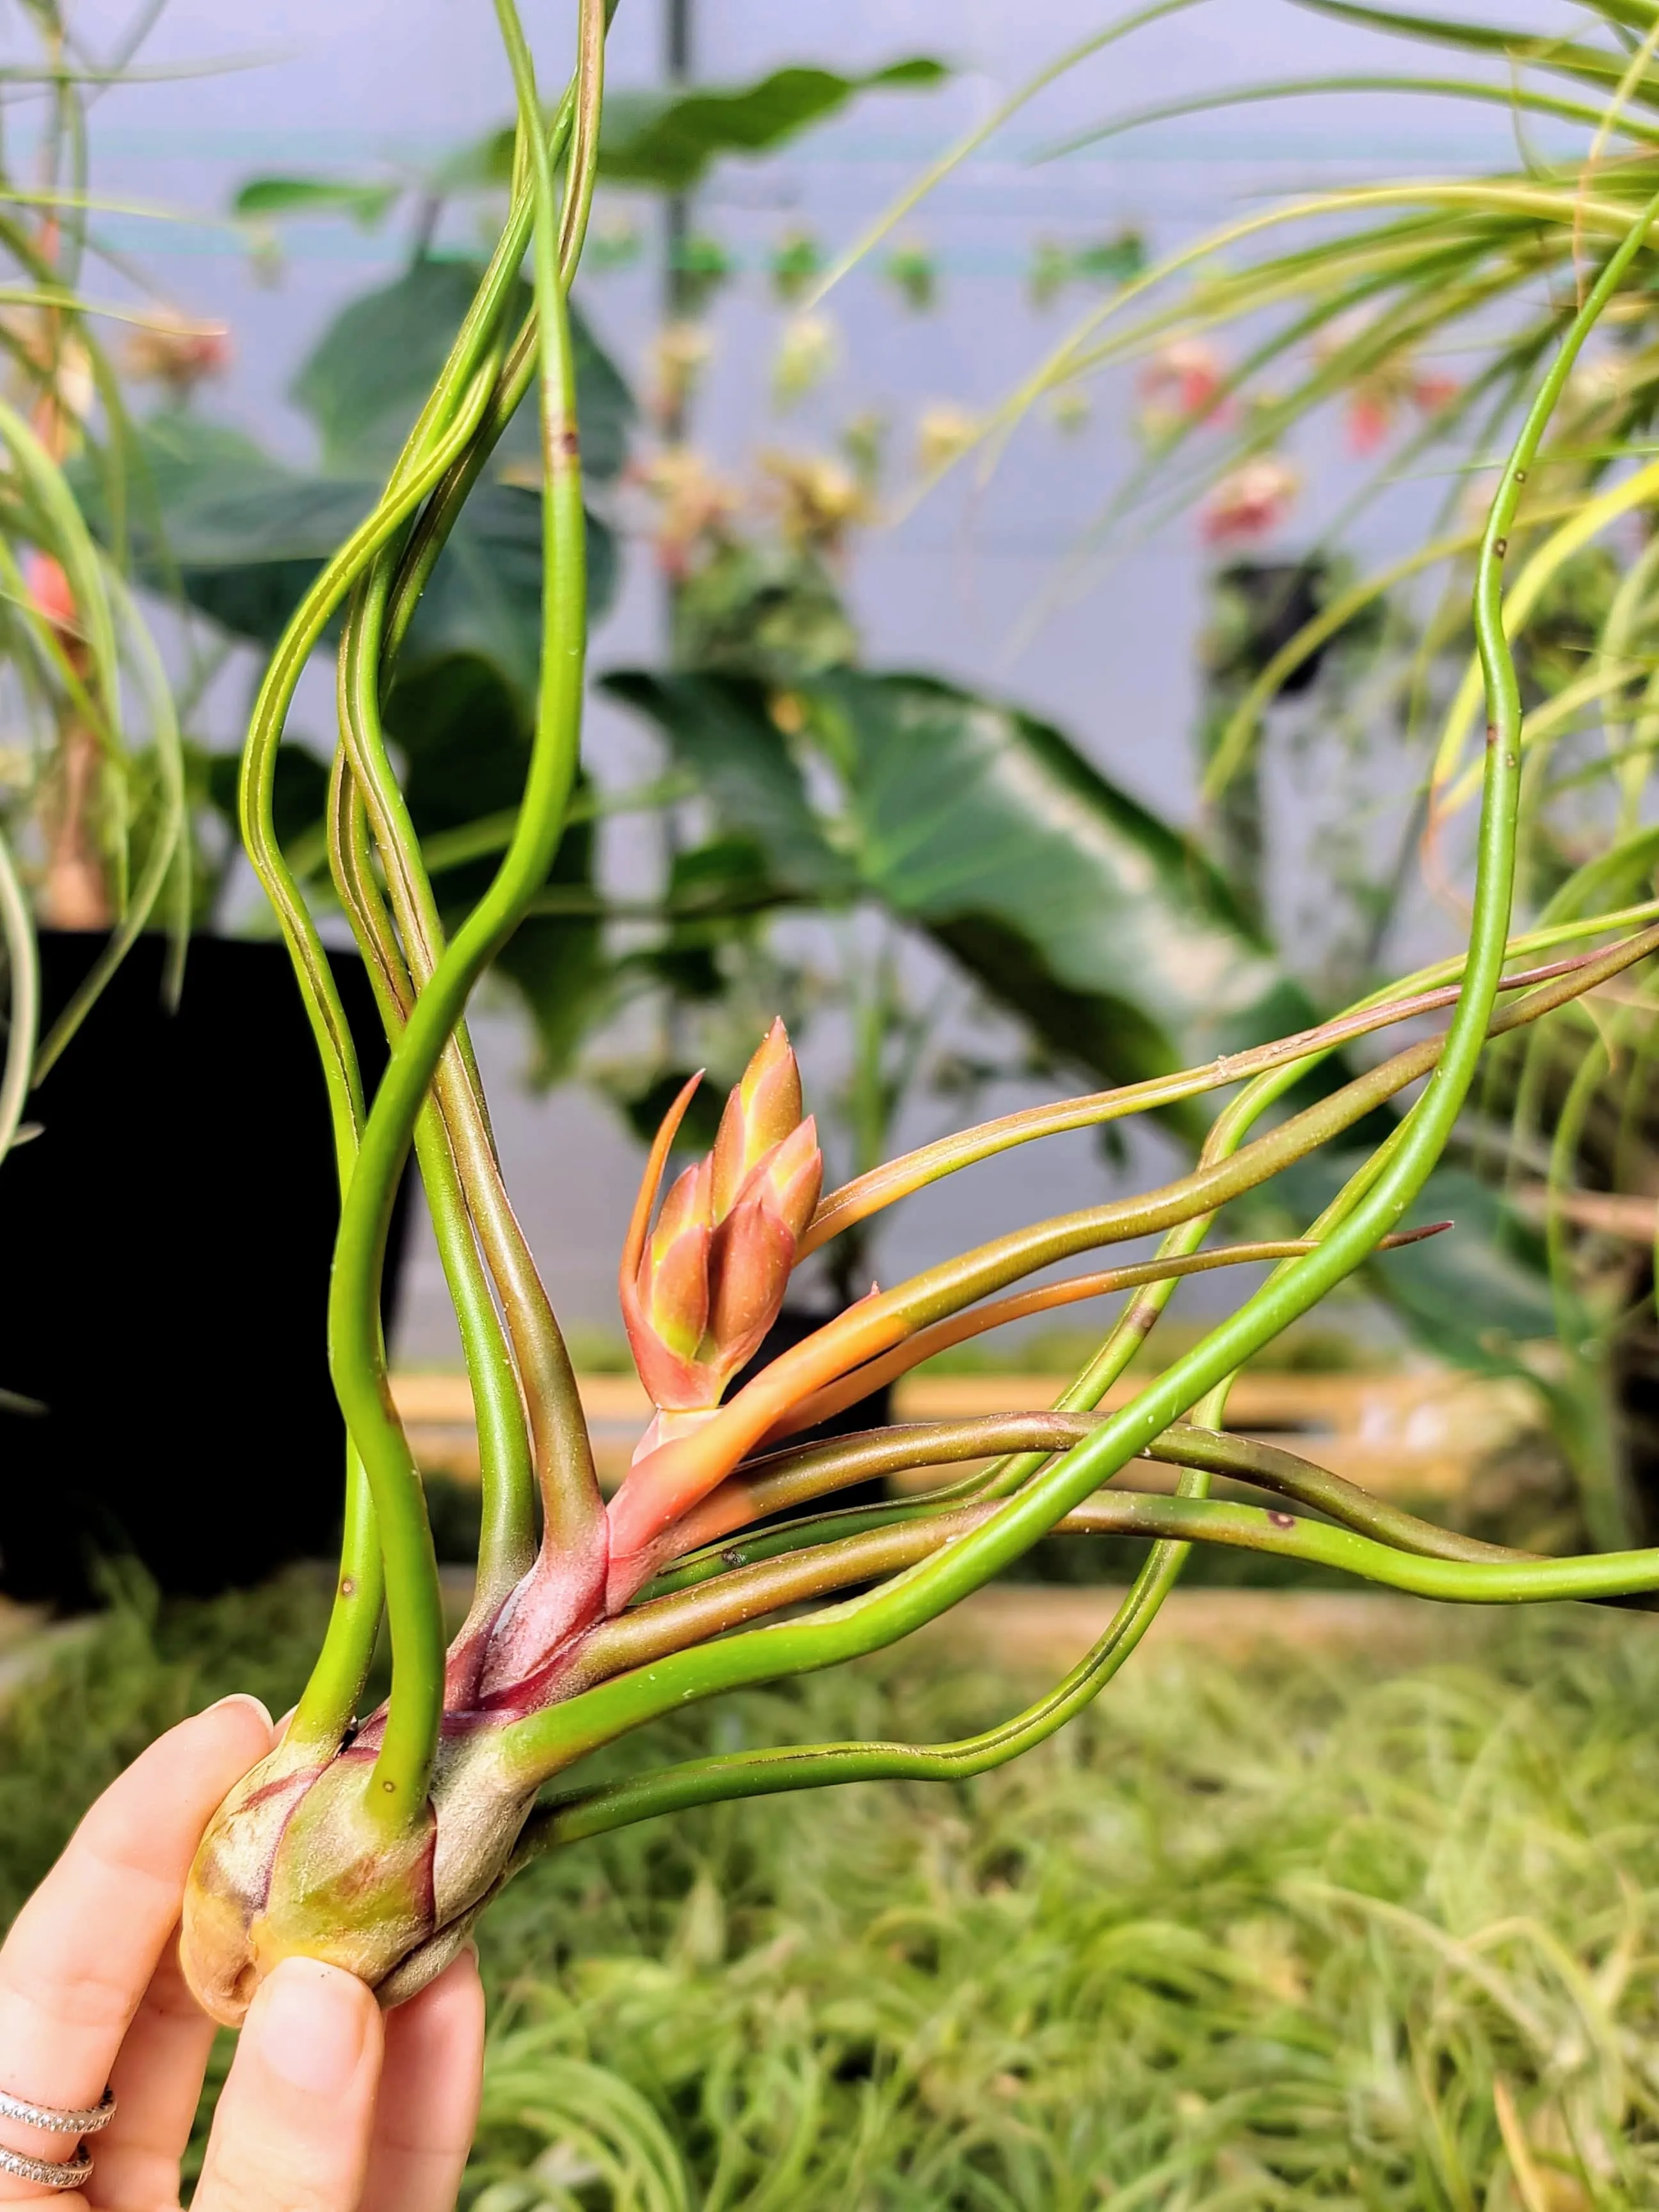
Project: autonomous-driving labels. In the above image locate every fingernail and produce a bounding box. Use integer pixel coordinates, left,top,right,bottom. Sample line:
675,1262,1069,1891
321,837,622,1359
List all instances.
204,1691,275,1729
254,1959,369,2096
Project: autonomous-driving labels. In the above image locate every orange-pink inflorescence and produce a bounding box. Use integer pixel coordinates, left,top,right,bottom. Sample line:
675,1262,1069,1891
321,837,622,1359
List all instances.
602,1020,840,1605
467,1023,833,1687
620,1018,822,1450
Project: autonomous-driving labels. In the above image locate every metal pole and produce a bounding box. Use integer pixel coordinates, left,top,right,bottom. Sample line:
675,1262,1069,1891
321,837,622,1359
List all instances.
663,0,694,357
657,0,694,1019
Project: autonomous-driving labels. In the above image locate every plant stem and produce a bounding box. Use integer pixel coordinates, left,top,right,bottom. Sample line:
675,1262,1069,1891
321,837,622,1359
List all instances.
773,1228,1441,1441
237,389,498,1758
382,29,600,664
611,922,1659,1571
323,0,593,1822
289,1460,386,1758
517,1492,1659,1855
800,917,1659,1258
0,824,38,1159
643,1411,1528,1606
251,15,604,1765
586,1475,1548,1691
237,381,496,1187
326,3,609,1601
1543,1026,1633,1548
326,757,537,1616
338,581,599,1561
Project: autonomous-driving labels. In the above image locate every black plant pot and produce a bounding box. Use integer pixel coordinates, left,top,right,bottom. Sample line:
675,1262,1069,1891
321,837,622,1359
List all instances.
0,932,409,1608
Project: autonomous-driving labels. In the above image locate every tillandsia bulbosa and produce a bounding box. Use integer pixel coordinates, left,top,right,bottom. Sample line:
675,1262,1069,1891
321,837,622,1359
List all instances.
172,3,1659,2024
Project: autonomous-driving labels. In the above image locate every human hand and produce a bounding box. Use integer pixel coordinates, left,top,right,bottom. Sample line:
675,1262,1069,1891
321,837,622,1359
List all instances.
0,1694,484,2209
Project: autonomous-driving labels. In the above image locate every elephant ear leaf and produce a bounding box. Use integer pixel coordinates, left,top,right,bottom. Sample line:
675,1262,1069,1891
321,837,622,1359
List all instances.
405,477,618,701
600,670,855,901
604,666,1316,1115
81,411,370,646
801,671,1318,1106
112,266,628,671
291,256,633,483
598,58,948,193
291,257,499,472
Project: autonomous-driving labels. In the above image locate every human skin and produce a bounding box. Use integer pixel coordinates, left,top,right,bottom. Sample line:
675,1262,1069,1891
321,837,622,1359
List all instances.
0,1697,485,2209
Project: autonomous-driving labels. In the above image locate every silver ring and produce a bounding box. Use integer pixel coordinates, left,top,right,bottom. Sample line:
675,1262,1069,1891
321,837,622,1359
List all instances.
0,2083,115,2133
0,2139,93,2190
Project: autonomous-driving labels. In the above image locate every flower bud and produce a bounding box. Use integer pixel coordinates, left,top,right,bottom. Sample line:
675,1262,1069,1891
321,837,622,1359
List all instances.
708,1117,822,1353
122,310,230,399
628,1158,716,1398
710,1016,803,1217
24,551,76,634
741,1112,823,1239
621,1023,822,1422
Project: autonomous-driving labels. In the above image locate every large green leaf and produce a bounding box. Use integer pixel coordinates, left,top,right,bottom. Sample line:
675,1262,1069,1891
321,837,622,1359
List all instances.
808,671,1318,1097
392,52,950,204
600,672,854,901
97,413,366,644
597,59,948,192
233,175,403,228
603,668,1318,1116
111,408,616,679
291,257,633,481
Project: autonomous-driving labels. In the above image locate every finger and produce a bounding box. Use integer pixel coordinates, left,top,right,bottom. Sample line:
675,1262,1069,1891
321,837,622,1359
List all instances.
360,1950,485,2212
0,1695,273,2199
194,1959,383,2212
85,1940,219,2211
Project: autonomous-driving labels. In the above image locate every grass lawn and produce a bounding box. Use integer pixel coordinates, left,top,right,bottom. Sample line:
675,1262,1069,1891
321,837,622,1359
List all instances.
3,1573,1657,2208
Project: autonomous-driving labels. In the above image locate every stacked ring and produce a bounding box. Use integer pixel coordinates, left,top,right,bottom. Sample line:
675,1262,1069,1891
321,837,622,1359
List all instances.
0,2140,93,2190
0,2083,116,2191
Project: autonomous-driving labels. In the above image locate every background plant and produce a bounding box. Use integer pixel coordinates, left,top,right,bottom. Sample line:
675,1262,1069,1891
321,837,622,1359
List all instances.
14,6,1659,2202
0,0,212,1121
803,0,1659,1546
110,39,1317,1311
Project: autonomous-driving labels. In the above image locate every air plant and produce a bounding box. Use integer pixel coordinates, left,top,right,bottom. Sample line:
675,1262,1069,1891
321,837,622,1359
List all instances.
166,4,1659,2030
0,2,200,1105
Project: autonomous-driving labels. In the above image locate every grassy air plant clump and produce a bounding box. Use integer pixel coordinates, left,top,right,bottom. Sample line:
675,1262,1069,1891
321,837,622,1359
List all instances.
174,4,1659,2026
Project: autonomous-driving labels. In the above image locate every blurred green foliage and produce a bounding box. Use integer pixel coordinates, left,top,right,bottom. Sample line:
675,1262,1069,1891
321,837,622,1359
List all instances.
5,1579,1659,2206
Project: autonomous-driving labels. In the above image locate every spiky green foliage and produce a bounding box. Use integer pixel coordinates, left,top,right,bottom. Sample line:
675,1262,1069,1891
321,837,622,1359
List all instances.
7,1578,1659,2208
0,0,196,1050
472,1615,1659,2208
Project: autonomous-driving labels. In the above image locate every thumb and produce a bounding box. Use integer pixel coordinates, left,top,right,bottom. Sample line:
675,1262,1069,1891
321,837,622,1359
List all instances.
195,1957,384,2211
